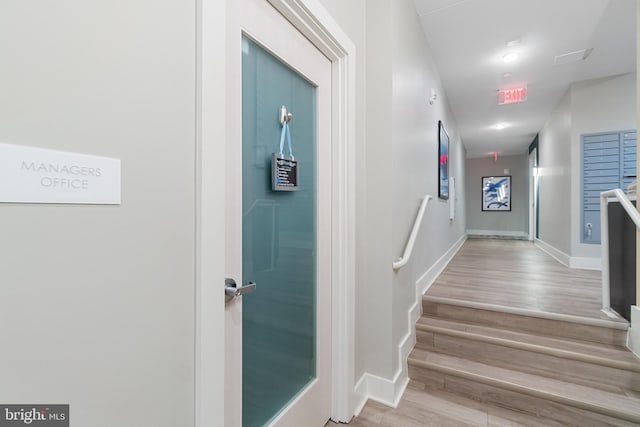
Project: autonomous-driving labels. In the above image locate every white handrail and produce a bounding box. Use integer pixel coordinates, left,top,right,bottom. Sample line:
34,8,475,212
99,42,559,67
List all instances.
600,189,640,311
393,195,433,270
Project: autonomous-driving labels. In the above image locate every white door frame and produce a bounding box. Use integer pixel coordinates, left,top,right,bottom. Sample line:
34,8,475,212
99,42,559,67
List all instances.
195,0,357,425
194,0,227,426
528,148,538,241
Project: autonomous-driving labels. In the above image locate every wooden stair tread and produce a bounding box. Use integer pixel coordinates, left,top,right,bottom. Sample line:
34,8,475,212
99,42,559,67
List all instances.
416,316,640,368
425,286,625,321
400,384,566,427
423,295,629,327
422,296,628,346
408,349,640,422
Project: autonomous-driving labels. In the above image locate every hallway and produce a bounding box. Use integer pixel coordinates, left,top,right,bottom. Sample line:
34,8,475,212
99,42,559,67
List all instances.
1,0,636,424
344,239,639,426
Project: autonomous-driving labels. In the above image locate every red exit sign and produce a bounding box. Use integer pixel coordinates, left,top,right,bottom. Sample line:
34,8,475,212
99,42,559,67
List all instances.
498,86,527,105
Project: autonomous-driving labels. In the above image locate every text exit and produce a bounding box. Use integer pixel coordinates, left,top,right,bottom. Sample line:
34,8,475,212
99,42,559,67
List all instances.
498,86,527,105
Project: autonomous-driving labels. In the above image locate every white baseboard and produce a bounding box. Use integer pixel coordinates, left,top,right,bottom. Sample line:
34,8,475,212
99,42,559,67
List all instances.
535,239,571,267
409,299,421,330
467,229,528,239
352,305,415,414
353,304,415,412
353,375,369,417
416,234,467,296
353,370,408,414
535,239,602,270
354,234,467,414
569,256,601,270
629,306,640,358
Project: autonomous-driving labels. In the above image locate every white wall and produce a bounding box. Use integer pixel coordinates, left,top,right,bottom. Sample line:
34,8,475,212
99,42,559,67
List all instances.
320,0,467,406
465,154,529,238
389,0,466,391
538,73,637,264
538,90,573,256
361,0,396,380
0,1,197,426
570,73,637,260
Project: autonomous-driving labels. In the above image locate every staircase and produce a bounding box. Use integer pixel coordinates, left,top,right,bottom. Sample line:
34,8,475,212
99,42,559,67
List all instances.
408,296,640,426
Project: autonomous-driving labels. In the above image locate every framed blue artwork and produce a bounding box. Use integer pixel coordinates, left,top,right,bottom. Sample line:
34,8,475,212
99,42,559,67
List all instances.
482,176,511,211
438,120,449,200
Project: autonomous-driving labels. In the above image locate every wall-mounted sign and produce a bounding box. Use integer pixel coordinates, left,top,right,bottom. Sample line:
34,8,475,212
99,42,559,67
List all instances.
0,142,121,204
498,86,527,105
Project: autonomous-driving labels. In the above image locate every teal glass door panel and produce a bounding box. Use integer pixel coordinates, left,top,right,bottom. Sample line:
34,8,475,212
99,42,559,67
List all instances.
241,36,317,427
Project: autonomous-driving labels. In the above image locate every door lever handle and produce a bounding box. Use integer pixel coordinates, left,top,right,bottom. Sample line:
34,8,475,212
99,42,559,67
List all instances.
225,278,257,302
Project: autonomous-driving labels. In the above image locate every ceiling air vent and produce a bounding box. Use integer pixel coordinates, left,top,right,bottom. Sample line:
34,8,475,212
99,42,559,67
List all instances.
553,48,593,65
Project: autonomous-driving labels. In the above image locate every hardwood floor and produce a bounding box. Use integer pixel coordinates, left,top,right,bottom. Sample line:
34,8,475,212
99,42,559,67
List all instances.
427,238,616,320
328,380,593,426
339,238,639,427
327,380,561,426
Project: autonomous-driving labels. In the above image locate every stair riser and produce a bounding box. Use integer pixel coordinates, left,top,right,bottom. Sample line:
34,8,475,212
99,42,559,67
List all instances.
423,301,627,346
408,363,640,427
415,332,640,393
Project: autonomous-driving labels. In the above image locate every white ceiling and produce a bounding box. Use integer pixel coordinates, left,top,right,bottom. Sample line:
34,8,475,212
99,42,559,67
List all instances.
413,0,637,158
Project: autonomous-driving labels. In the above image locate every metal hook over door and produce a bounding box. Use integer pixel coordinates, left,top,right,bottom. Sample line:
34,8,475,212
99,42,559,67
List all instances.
225,278,257,302
279,105,293,125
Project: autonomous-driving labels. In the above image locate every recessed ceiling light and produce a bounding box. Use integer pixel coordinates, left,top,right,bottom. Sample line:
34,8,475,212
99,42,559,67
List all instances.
503,52,519,63
495,123,506,130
